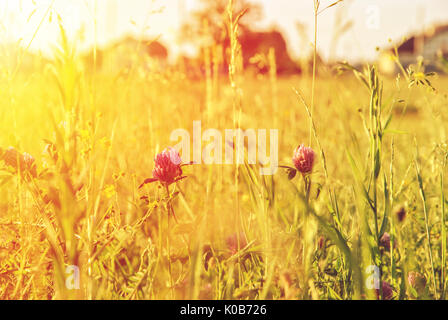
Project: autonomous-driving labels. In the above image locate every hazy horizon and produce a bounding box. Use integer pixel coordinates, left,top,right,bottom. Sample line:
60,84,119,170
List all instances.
1,0,448,63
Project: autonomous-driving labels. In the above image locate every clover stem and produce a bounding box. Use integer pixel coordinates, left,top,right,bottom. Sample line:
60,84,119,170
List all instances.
303,174,312,204
164,184,175,298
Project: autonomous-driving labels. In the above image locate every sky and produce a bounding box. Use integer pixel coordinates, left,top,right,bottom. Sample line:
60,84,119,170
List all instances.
1,0,448,63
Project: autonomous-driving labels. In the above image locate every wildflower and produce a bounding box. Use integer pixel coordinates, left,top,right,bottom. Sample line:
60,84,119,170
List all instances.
80,129,91,142
292,144,315,175
99,137,111,149
113,171,125,181
279,145,315,181
375,281,394,300
1,147,37,179
81,146,92,158
103,184,117,199
3,147,22,168
317,236,325,250
408,271,427,293
379,232,396,251
153,148,182,183
226,232,248,255
395,207,406,223
139,147,190,188
23,153,37,177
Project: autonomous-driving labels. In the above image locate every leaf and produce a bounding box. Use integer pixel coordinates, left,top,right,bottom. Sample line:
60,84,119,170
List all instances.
347,150,375,211
279,165,297,180
383,129,408,135
138,178,157,189
382,113,393,132
287,168,297,180
318,0,344,15
346,150,362,183
379,174,391,237
234,8,248,25
374,149,381,179
174,176,187,183
27,9,37,23
327,285,343,300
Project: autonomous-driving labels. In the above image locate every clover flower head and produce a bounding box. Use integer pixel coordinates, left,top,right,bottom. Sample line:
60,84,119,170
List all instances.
293,144,315,175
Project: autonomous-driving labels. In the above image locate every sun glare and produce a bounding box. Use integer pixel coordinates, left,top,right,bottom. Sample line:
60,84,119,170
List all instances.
0,0,181,56
0,0,448,303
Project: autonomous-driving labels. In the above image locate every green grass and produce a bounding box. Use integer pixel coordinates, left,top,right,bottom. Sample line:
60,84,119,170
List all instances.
0,1,447,300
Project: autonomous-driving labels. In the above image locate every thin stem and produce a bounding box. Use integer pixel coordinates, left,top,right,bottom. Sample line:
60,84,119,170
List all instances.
415,157,437,297
441,155,447,299
310,0,319,147
165,185,175,299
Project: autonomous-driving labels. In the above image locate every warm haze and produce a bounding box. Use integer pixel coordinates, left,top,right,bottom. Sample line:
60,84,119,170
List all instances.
0,0,447,302
2,0,448,62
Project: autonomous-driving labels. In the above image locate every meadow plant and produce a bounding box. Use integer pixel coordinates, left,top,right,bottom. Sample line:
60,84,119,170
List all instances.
0,0,447,301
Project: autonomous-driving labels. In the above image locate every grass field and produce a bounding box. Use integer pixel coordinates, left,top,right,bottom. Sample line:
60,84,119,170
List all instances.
0,2,448,301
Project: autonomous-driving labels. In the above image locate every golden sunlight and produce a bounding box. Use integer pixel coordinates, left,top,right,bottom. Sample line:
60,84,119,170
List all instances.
0,0,448,304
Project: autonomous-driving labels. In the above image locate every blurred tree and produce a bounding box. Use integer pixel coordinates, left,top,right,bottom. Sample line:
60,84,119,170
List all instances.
177,0,299,76
180,0,263,45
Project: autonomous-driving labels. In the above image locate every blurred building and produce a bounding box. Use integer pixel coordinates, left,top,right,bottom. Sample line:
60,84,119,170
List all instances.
239,30,300,75
83,36,169,73
379,24,448,74
176,29,300,79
